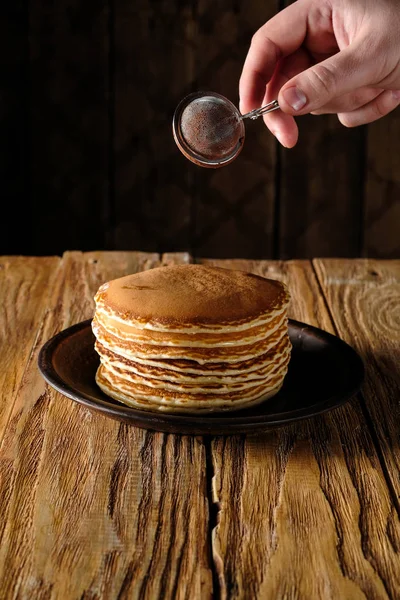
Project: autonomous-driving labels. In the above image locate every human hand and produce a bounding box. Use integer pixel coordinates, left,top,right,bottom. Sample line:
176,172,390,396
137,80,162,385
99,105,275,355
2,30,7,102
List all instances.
239,0,400,147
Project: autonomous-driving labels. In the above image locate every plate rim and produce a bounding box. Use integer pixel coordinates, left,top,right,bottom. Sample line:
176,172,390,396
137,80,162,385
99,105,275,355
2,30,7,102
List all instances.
37,318,365,431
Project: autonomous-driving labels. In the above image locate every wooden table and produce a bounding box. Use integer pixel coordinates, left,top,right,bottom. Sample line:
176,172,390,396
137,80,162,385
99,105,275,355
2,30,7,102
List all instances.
0,252,399,600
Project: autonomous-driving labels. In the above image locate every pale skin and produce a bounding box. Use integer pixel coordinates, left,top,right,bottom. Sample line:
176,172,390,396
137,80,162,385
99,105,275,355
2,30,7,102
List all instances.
239,0,400,147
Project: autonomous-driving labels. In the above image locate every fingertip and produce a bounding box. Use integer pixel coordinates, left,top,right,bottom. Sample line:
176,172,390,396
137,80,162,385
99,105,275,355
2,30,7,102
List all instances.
239,94,264,116
337,113,354,128
276,126,299,148
239,94,252,115
278,84,308,115
238,90,256,115
239,99,253,116
239,72,267,114
273,130,287,147
262,110,298,147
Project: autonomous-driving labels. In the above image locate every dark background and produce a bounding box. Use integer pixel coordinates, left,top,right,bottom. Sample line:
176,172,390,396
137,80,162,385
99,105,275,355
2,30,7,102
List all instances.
1,1,399,260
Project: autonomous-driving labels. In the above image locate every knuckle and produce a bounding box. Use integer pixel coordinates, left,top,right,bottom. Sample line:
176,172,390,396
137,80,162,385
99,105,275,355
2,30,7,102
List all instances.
251,30,282,61
349,90,364,108
371,98,388,119
250,30,262,47
251,29,269,49
306,64,337,98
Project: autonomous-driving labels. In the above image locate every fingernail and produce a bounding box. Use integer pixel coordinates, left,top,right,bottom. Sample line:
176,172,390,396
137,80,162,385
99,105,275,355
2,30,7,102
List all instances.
392,90,400,101
282,87,307,111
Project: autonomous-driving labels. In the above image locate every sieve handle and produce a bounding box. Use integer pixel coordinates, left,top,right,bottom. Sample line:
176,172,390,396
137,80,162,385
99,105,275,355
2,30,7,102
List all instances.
241,100,280,120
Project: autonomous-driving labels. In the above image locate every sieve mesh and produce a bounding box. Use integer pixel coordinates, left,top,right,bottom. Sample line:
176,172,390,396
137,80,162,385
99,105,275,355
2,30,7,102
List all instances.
180,96,242,160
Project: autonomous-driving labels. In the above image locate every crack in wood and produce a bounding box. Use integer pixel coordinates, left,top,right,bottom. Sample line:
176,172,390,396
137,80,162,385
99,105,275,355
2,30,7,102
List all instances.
205,435,222,600
311,259,400,526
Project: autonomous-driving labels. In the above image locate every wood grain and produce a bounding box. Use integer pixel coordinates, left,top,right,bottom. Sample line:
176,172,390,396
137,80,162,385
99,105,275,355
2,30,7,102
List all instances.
193,0,278,259
201,258,400,599
0,255,60,441
29,0,109,255
1,253,399,599
314,258,400,501
0,251,212,599
364,113,400,258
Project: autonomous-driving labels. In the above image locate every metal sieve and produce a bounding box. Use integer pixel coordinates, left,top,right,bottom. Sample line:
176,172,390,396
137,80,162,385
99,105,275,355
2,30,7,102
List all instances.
172,91,280,168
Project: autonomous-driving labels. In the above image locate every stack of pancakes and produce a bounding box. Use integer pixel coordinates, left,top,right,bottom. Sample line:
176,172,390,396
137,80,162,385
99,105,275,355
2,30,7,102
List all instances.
92,264,291,414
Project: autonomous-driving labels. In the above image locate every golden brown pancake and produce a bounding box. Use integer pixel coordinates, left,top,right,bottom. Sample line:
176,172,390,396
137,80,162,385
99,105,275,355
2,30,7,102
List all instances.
92,264,291,414
94,264,289,331
94,335,291,382
94,309,286,346
96,364,286,413
92,317,287,362
98,345,291,391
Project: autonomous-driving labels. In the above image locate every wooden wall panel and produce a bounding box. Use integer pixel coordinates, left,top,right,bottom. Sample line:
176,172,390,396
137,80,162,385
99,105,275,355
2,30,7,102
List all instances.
277,0,366,259
0,1,398,259
192,0,279,259
364,111,400,258
0,4,31,255
29,1,109,255
113,0,195,253
279,116,365,258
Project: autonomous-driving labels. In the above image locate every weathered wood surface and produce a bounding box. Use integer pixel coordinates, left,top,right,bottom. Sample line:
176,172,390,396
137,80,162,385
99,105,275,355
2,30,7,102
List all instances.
314,259,400,501
200,258,400,599
0,252,211,600
1,253,399,600
0,256,60,441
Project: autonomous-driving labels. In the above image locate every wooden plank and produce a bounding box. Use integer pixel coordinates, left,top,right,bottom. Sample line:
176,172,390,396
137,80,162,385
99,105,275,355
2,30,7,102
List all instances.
0,4,31,255
193,0,278,259
0,251,212,599
277,0,365,259
278,114,365,259
314,258,400,499
113,0,195,253
200,258,400,599
29,1,109,255
0,256,61,442
364,113,400,258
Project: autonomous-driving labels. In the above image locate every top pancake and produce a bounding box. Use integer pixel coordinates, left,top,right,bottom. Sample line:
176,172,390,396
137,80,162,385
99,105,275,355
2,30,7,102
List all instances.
95,264,290,330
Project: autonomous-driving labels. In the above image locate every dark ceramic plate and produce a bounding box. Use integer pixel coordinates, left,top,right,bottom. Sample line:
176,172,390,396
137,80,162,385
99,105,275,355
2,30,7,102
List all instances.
38,319,364,435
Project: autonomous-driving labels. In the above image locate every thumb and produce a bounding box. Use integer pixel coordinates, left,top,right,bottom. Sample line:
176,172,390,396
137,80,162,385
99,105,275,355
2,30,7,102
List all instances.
278,42,373,115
